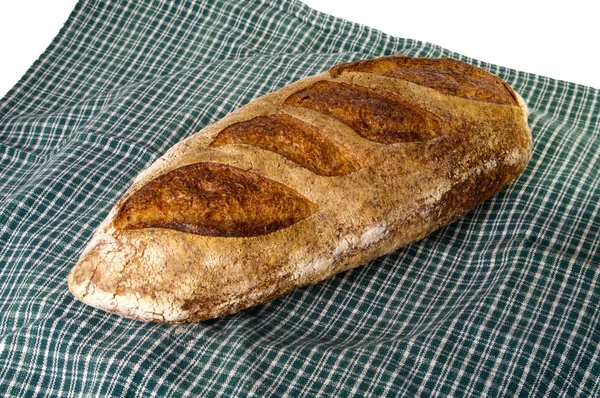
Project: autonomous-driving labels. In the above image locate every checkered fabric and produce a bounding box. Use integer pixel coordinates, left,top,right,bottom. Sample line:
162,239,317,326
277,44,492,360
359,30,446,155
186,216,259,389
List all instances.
1,0,599,396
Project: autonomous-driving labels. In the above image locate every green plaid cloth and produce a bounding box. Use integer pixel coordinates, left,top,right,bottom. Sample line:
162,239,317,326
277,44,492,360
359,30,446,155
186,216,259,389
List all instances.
1,0,599,396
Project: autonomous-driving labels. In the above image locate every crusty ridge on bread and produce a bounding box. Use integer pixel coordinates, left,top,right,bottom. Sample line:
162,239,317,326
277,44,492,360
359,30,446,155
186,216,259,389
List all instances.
68,55,532,323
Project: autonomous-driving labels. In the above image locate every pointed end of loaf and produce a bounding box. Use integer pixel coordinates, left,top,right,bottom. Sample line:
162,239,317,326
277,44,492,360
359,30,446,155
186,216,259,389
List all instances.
68,237,192,324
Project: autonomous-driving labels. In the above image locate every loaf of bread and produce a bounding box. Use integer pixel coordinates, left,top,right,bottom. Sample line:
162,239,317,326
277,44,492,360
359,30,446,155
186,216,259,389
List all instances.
68,55,532,323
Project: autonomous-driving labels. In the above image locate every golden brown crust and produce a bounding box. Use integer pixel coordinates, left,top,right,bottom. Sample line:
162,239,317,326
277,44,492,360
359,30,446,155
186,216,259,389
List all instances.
210,113,362,176
330,56,518,106
113,162,317,237
283,80,443,144
68,55,532,323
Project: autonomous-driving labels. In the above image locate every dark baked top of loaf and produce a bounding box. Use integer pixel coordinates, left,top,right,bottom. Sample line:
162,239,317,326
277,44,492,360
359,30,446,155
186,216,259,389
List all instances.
329,56,518,105
114,162,317,237
210,113,361,176
113,56,520,238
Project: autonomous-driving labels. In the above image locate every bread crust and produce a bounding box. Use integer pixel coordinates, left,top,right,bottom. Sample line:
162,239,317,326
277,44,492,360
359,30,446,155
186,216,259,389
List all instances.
68,56,532,322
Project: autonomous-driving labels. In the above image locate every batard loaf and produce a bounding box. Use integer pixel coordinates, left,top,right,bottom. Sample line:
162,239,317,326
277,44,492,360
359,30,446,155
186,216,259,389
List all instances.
67,55,532,323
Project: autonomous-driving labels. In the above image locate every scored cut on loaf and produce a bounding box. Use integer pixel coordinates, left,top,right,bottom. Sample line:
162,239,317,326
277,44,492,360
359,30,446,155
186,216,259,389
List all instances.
68,55,532,323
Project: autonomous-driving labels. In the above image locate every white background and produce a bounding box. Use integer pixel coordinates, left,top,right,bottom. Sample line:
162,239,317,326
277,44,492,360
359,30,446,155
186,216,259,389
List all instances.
0,0,598,99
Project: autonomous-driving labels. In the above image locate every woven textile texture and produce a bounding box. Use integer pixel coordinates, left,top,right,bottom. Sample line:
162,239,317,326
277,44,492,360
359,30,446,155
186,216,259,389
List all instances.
1,0,599,396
